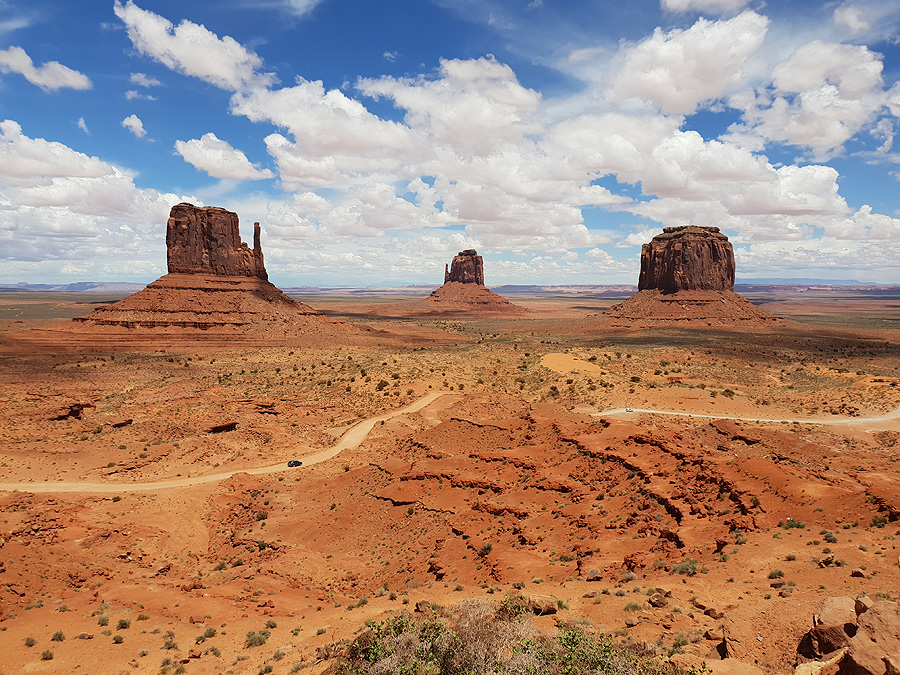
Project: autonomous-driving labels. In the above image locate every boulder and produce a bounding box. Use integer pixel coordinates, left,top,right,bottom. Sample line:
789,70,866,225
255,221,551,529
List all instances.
843,601,900,675
797,625,851,660
528,594,558,615
815,596,857,631
638,226,734,293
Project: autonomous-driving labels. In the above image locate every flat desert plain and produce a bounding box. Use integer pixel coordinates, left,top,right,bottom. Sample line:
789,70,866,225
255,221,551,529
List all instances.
0,287,898,674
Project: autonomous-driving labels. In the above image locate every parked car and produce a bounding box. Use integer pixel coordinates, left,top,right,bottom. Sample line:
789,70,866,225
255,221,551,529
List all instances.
625,408,634,412
287,460,302,467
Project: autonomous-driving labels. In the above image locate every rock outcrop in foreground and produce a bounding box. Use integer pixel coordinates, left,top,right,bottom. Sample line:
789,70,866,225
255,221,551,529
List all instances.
72,203,353,342
426,250,524,315
606,226,779,326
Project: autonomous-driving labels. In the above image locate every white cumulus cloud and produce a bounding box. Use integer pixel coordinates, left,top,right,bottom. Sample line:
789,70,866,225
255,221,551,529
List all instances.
0,46,91,91
121,114,146,138
727,40,887,159
609,11,769,115
130,72,161,87
174,132,274,180
113,0,275,92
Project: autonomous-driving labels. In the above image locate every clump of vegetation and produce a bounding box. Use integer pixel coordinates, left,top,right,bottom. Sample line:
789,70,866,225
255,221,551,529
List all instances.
245,629,271,647
324,596,667,675
780,518,806,529
670,557,698,576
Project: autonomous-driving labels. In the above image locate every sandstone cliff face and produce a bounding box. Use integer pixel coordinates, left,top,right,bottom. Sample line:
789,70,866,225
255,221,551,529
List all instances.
444,250,484,285
638,226,734,293
166,203,267,279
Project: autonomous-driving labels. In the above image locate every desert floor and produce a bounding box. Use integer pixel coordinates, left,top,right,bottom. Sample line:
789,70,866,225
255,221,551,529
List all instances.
0,288,898,675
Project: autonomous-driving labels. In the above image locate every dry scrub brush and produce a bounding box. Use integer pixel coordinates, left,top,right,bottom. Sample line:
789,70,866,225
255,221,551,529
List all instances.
324,594,682,675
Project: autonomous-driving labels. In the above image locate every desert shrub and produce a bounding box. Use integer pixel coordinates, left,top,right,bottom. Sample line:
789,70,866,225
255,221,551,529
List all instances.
326,597,658,675
871,515,888,528
780,518,806,529
245,629,270,647
117,619,130,630
265,619,278,629
670,557,698,576
24,636,35,647
624,602,641,612
97,614,109,626
137,614,150,621
41,650,53,661
51,631,65,642
113,635,124,644
768,570,784,579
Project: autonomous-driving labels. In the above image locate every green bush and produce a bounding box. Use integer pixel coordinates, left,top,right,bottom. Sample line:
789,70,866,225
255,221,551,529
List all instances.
670,557,698,576
245,629,270,647
330,596,662,675
781,518,806,529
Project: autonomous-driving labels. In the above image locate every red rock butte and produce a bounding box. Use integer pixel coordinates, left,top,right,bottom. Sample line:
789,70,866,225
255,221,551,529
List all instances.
66,203,355,343
605,226,779,326
425,250,525,315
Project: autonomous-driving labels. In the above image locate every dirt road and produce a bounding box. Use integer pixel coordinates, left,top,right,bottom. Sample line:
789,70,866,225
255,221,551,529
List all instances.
0,391,447,494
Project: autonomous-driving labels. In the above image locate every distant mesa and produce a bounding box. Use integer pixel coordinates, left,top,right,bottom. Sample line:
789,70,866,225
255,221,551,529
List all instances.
605,226,780,326
425,249,525,315
444,249,484,285
70,203,353,341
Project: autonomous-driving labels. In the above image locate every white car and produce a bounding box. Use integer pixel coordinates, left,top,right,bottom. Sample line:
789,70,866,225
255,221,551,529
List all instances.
625,408,634,412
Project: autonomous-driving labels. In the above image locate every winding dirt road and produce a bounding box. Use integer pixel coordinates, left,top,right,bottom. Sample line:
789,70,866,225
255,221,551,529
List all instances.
0,391,447,495
1,391,895,495
595,405,900,426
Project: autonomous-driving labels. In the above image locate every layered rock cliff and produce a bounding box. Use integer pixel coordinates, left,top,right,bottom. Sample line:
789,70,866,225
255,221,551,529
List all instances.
166,203,267,279
638,226,734,293
444,250,485,285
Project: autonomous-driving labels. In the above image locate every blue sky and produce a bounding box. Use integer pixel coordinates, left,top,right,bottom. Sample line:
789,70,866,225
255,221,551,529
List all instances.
2,0,900,286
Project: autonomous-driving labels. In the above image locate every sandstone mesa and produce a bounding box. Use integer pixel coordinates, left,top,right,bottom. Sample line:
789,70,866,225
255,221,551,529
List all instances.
606,226,779,326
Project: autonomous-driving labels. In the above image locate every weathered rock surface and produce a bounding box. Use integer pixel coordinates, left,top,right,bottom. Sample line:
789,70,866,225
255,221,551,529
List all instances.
167,203,267,279
604,226,780,326
444,249,484,285
639,226,734,293
843,601,900,675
